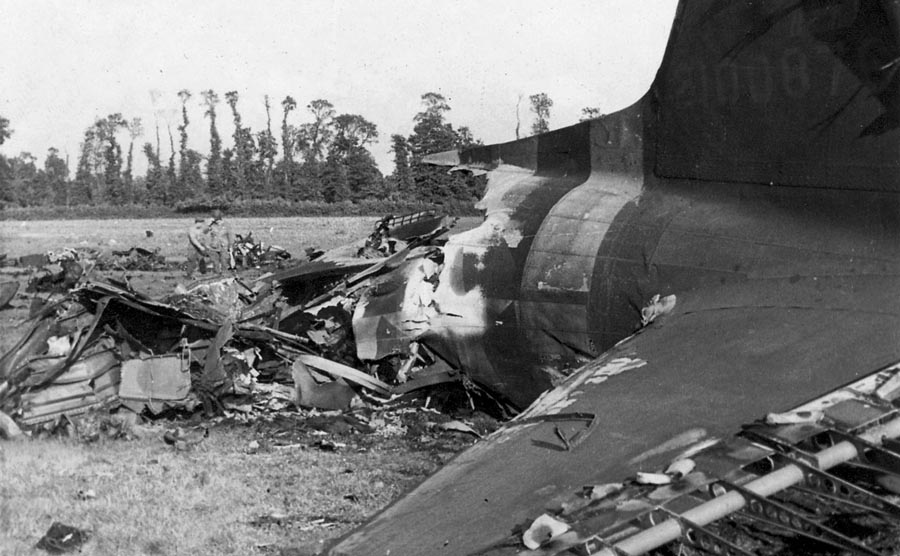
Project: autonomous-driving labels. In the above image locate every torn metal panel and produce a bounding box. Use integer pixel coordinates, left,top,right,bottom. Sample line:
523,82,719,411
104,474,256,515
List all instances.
421,149,460,167
0,317,52,383
19,350,120,425
200,318,235,395
36,522,90,554
171,278,247,321
292,359,357,411
1,297,111,411
16,253,49,268
23,346,117,388
0,410,22,439
118,354,192,414
0,280,17,309
297,354,392,398
352,256,440,360
268,259,377,287
382,210,446,241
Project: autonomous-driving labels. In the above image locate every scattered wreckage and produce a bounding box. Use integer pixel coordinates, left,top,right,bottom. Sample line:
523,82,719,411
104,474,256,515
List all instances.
5,1,900,555
0,209,514,439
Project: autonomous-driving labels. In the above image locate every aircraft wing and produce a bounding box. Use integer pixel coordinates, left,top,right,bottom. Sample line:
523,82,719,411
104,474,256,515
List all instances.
330,273,900,555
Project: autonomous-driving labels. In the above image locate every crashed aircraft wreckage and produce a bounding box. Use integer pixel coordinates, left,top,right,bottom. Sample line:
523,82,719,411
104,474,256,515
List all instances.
2,0,900,553
326,0,900,555
0,209,484,426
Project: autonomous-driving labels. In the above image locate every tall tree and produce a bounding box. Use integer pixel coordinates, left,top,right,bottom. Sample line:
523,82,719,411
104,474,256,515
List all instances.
103,114,127,202
181,149,205,199
418,92,451,119
580,107,603,121
225,90,256,198
45,147,69,206
73,126,100,204
257,95,278,196
279,95,297,195
0,116,11,206
298,99,335,164
529,93,553,135
85,113,128,203
320,153,350,203
455,126,481,149
224,91,244,195
390,134,411,194
291,98,336,201
515,94,524,140
166,123,178,200
201,89,223,195
154,111,162,177
407,92,483,203
330,113,377,157
0,115,11,145
7,152,39,206
124,118,143,202
142,142,165,204
328,114,381,200
177,89,200,198
409,92,457,158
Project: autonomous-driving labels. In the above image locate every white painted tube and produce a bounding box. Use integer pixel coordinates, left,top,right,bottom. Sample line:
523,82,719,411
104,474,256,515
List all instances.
595,415,900,556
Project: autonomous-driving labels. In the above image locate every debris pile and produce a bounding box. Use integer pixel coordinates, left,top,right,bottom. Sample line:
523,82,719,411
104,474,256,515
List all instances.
0,211,512,435
99,247,168,271
232,231,291,269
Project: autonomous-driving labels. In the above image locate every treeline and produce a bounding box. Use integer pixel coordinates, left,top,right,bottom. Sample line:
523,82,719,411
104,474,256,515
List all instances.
0,91,487,212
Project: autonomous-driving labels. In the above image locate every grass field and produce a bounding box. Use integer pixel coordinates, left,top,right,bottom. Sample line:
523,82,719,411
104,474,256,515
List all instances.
0,215,487,555
2,217,385,260
0,216,483,260
0,413,481,556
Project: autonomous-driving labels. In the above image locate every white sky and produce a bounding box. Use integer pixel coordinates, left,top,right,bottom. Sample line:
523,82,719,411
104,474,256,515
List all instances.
0,0,677,176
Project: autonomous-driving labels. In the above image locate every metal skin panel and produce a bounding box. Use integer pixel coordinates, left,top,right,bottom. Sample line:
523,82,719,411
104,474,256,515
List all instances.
328,0,900,554
519,105,646,363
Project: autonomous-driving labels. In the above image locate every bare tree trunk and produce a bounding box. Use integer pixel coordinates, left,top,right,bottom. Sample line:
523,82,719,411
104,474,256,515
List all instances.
515,94,523,140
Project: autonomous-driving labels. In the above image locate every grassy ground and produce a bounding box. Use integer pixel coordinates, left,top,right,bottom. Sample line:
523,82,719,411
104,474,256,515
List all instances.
0,217,381,260
0,216,483,260
0,412,483,555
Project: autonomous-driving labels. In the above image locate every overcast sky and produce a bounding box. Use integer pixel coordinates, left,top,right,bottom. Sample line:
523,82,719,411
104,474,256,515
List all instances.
1,1,677,175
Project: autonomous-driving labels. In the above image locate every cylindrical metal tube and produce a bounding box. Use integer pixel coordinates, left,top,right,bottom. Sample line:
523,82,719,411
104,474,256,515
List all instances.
594,414,900,556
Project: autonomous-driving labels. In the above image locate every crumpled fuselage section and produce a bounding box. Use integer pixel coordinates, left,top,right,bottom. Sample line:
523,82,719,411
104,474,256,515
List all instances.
353,106,648,407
